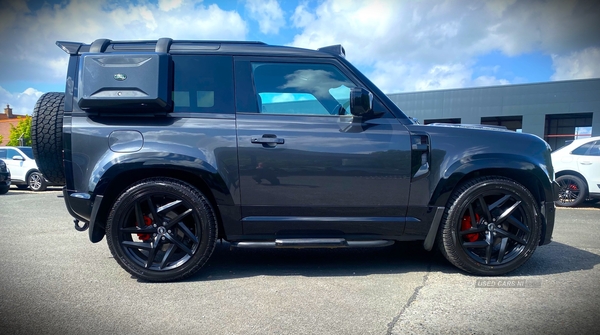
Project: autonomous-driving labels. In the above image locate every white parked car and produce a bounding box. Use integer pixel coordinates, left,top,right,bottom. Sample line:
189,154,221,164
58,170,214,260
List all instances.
0,146,56,191
551,136,600,207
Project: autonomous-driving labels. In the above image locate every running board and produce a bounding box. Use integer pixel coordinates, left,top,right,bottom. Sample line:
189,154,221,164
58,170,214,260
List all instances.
231,239,394,249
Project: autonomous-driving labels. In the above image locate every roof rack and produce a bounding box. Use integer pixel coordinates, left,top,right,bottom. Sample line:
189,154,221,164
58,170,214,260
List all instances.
56,38,267,55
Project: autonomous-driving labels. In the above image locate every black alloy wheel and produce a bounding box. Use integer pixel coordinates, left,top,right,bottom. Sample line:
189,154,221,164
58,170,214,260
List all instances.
555,175,587,207
438,177,541,275
106,178,217,282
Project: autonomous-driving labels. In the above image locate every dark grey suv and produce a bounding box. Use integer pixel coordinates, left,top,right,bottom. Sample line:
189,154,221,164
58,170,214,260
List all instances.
32,38,558,281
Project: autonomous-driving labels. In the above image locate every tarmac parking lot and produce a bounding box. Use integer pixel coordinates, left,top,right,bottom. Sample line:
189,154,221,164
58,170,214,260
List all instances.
1,187,599,334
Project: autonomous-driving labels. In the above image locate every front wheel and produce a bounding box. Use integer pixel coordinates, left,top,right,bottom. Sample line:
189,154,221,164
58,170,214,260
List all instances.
28,172,47,191
438,177,541,276
0,186,8,195
106,178,218,282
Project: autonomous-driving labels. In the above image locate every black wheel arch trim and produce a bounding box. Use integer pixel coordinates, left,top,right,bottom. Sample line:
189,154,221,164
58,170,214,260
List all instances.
431,154,555,208
76,156,237,243
429,155,556,246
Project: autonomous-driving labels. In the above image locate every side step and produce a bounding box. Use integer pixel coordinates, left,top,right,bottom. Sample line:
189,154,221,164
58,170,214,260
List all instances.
231,238,394,249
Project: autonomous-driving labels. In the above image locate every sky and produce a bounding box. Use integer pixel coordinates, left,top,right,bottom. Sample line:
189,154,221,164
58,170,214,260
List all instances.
0,0,599,116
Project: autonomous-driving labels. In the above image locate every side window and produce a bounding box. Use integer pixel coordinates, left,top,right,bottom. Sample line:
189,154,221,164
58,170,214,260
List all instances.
587,141,600,156
0,149,6,159
172,55,234,114
252,62,356,116
572,142,594,155
7,148,19,159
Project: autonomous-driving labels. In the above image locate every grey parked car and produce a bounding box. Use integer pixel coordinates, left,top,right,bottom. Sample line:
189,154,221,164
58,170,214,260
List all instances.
32,38,558,282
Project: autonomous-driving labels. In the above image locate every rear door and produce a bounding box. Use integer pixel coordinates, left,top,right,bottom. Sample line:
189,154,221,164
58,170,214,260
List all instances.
234,57,412,238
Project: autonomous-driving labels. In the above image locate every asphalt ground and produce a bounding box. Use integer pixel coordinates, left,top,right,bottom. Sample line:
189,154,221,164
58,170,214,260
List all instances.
0,187,599,334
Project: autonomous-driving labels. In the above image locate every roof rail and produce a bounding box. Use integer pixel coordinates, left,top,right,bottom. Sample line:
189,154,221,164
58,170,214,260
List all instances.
317,45,345,58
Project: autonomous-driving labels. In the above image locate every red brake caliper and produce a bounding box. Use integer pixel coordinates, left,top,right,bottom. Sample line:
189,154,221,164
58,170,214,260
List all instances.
461,213,480,242
137,216,153,241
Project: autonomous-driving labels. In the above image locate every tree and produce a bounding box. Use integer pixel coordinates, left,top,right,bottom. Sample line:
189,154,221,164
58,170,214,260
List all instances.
0,134,3,145
7,115,32,146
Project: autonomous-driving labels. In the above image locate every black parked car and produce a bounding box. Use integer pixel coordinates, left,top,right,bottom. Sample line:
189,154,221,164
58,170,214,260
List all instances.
32,38,558,282
0,159,10,194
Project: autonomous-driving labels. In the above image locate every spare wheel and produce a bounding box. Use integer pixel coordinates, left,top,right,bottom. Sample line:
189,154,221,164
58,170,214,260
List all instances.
31,92,66,185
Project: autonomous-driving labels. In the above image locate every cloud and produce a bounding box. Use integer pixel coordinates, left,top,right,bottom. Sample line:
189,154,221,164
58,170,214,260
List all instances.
0,0,248,86
551,47,600,80
290,0,600,92
245,0,285,34
0,86,44,116
369,61,510,94
158,0,184,12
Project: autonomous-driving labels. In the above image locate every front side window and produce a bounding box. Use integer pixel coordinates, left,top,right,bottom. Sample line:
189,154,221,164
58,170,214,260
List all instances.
252,62,356,116
7,148,19,160
172,55,234,114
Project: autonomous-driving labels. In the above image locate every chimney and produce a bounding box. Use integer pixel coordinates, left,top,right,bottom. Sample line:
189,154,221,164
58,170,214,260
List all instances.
4,104,13,118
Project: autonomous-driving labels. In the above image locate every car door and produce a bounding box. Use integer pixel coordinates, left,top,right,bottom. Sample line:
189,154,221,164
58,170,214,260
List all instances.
234,57,412,238
576,140,600,195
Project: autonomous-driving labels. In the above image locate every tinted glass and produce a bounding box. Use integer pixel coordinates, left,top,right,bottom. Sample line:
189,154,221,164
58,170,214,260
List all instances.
7,148,19,159
587,141,600,156
19,147,34,159
172,55,234,114
252,62,356,116
0,149,6,159
572,142,594,155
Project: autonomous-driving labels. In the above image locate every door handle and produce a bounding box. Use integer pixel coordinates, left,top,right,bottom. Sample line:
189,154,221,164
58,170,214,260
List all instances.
251,136,284,144
579,161,592,165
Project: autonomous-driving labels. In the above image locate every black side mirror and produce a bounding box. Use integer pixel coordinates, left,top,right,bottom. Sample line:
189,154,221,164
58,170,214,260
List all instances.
349,87,373,116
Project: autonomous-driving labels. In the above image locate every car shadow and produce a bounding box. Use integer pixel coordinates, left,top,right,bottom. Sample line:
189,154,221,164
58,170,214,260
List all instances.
142,239,600,283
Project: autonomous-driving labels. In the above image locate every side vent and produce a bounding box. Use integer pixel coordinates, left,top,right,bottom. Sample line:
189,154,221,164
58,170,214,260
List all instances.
410,133,431,179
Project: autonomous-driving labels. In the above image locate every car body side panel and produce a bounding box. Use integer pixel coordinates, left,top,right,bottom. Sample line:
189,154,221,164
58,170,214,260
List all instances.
64,114,241,238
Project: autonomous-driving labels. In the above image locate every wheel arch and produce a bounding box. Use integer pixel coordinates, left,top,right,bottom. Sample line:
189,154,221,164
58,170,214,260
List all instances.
90,165,233,243
431,156,553,208
25,168,40,182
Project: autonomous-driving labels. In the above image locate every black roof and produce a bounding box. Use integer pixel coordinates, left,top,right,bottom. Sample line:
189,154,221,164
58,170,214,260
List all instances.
56,38,342,59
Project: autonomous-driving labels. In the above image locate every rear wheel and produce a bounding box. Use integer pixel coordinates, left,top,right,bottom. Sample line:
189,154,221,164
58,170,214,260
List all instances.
0,186,8,195
555,175,587,207
438,177,541,276
106,178,218,282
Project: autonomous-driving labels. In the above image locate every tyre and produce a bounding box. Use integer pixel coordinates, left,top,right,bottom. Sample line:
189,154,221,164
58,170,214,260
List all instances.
555,175,587,207
31,92,65,185
28,171,47,191
106,178,218,282
437,176,541,276
0,186,8,195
